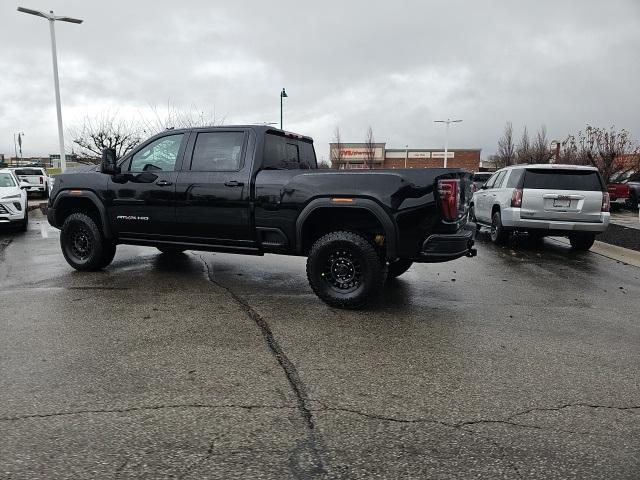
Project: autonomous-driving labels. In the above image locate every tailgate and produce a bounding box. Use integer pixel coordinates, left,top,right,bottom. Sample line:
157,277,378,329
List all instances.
607,183,629,199
520,168,604,223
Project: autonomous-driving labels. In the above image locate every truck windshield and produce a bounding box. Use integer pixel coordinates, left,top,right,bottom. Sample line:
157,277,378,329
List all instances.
524,169,603,191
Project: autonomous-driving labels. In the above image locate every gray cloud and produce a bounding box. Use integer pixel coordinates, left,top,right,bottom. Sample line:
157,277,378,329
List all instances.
1,0,639,161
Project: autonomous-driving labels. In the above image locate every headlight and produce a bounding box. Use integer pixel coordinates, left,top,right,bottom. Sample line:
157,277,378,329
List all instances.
2,194,21,200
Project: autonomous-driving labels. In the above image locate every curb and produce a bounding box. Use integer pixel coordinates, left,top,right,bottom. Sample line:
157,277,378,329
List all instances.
550,237,640,268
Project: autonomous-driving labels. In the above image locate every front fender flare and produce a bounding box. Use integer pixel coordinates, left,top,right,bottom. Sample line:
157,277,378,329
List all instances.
51,190,113,239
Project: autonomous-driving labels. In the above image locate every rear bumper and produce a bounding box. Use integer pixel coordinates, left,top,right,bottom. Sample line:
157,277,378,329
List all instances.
415,224,477,263
501,208,610,232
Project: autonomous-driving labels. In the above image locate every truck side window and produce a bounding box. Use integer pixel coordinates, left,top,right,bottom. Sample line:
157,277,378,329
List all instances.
190,132,245,171
263,134,317,170
130,134,184,172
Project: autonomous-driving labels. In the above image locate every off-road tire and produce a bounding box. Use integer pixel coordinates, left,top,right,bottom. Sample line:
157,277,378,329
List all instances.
97,241,117,269
490,211,510,245
306,231,387,309
569,232,596,251
157,246,186,254
387,259,413,279
60,213,110,271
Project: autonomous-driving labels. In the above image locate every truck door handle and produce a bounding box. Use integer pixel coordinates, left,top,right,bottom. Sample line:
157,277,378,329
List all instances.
156,180,173,187
224,181,244,187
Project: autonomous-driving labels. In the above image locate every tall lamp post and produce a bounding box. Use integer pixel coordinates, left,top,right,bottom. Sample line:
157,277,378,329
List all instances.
434,118,463,168
17,7,83,172
13,132,25,163
280,88,288,130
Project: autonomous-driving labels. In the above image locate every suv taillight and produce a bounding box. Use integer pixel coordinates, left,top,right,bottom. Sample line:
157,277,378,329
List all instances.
438,179,459,222
601,192,610,212
510,188,523,208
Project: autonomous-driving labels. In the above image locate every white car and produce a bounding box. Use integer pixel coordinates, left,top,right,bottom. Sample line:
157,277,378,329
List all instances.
470,164,610,251
0,169,29,231
11,167,50,198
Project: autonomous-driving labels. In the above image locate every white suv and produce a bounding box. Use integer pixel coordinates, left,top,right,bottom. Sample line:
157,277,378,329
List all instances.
470,164,610,251
0,169,28,231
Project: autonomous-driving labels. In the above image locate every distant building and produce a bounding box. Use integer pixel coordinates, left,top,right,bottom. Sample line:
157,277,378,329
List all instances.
329,142,481,171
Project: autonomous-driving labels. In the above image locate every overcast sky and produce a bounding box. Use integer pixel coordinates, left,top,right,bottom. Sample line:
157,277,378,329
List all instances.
1,0,639,161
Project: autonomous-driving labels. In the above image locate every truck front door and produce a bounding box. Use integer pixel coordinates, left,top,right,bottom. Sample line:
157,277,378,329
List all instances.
107,133,187,236
174,129,254,243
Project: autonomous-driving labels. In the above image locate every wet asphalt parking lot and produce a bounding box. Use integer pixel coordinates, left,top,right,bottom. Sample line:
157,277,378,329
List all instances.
1,211,639,479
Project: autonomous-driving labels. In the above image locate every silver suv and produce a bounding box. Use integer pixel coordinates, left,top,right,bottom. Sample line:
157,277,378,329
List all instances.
470,164,610,251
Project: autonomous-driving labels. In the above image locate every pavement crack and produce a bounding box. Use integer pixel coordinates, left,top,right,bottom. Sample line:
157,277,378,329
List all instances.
0,403,294,422
197,254,327,478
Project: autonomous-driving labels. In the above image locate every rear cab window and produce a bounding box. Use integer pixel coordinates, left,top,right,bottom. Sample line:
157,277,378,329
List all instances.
524,169,604,191
263,133,317,170
14,168,44,176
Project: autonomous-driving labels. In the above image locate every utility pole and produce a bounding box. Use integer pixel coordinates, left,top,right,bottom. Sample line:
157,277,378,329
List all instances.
17,7,83,172
404,144,408,168
434,118,463,168
280,88,288,130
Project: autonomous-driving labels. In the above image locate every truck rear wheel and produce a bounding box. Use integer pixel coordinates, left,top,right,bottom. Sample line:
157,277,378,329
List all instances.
387,259,413,279
569,232,596,251
306,231,386,309
60,213,111,271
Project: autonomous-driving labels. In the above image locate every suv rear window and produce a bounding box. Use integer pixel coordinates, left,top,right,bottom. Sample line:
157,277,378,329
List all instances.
14,168,43,176
524,169,603,191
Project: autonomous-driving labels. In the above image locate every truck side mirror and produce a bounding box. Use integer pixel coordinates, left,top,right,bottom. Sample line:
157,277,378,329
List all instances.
101,148,120,175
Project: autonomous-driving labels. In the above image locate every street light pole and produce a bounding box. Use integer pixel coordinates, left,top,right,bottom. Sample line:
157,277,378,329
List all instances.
434,118,463,168
17,7,83,172
280,88,288,130
405,144,408,168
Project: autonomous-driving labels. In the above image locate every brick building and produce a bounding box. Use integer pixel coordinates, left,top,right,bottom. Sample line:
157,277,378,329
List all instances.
330,143,481,171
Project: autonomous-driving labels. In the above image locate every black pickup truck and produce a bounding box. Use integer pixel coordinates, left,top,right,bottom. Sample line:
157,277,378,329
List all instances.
47,126,476,308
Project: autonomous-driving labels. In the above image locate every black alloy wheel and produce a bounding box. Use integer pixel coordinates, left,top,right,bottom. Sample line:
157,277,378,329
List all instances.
307,231,386,309
60,213,113,271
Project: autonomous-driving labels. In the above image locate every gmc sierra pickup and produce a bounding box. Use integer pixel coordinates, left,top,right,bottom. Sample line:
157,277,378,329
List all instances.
47,126,476,308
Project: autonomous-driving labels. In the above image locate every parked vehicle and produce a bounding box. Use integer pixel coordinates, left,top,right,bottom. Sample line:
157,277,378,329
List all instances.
0,169,28,231
471,172,492,192
11,167,50,198
47,126,477,309
607,171,639,210
470,164,610,251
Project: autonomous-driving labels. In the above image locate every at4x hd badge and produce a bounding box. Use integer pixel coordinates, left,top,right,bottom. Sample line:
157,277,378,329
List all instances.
116,215,149,221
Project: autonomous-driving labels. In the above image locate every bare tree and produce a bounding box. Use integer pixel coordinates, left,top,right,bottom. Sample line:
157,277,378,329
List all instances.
364,126,375,170
317,160,331,169
516,126,532,164
331,126,344,169
140,102,225,135
69,113,141,159
530,125,553,164
495,121,516,168
561,125,639,182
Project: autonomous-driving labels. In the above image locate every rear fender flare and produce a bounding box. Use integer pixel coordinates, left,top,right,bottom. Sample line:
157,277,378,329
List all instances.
296,198,397,258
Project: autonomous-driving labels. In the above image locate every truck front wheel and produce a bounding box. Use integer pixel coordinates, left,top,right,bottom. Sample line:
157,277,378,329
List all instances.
60,213,112,271
306,231,386,309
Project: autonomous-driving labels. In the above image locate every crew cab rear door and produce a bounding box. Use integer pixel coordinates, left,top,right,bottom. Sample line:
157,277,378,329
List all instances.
107,132,187,236
520,168,605,223
174,128,254,243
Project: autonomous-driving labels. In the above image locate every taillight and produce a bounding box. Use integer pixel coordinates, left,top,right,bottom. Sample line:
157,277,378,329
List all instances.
601,192,610,212
511,188,523,208
438,179,459,222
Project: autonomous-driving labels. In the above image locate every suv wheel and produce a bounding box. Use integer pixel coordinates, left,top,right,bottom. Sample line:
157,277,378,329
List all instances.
387,259,413,279
60,213,112,271
306,231,387,309
157,246,186,254
490,211,510,245
569,232,596,251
